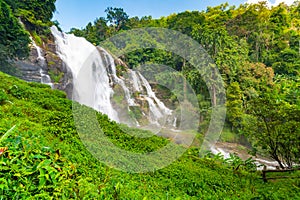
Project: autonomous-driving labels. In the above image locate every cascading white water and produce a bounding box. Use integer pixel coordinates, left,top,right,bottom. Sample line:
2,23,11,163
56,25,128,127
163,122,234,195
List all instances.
95,47,174,128
130,71,143,92
31,39,54,88
50,26,174,128
138,72,172,123
50,26,119,122
100,48,174,127
99,48,136,107
39,69,53,88
32,41,45,66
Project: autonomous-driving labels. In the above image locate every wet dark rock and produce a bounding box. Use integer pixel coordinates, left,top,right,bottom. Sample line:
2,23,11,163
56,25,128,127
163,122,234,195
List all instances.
14,45,43,83
13,38,74,98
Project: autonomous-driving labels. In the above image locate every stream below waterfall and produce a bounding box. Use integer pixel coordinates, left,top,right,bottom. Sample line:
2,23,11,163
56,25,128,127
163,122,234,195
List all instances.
211,142,279,170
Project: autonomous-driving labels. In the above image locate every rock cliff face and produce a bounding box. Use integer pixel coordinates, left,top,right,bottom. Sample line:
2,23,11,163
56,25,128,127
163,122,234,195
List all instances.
14,36,73,98
44,39,73,98
14,44,45,83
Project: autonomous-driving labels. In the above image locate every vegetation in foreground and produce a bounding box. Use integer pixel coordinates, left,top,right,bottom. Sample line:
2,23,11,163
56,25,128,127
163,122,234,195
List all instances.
0,72,299,199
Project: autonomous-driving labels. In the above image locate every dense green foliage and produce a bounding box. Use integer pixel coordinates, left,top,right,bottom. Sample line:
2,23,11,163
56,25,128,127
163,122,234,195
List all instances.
0,71,299,199
5,0,56,34
243,78,300,169
0,0,57,72
0,0,30,70
71,2,300,168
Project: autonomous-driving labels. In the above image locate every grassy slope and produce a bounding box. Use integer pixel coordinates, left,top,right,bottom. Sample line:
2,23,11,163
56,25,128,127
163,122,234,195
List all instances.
0,71,299,199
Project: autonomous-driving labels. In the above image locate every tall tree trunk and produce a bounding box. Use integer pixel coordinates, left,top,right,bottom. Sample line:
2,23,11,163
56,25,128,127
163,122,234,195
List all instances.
272,156,285,169
211,68,217,107
183,58,187,101
212,85,217,107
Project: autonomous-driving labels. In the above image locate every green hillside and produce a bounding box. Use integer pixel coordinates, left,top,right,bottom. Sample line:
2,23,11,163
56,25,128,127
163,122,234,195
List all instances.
0,71,299,199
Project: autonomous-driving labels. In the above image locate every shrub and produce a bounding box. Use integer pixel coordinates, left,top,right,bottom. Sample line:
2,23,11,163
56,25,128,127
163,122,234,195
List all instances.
0,90,8,105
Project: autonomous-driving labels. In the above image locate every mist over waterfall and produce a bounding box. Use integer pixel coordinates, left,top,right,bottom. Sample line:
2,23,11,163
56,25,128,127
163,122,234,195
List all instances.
50,26,174,129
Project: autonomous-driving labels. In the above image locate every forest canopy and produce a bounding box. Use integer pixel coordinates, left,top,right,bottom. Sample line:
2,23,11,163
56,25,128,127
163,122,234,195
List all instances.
0,0,56,72
70,1,300,168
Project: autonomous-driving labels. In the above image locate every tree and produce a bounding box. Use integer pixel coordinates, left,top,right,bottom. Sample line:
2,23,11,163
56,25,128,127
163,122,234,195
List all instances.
6,0,56,34
271,48,300,76
0,0,30,71
192,25,237,106
226,82,243,131
94,17,108,41
167,11,205,36
238,62,274,96
105,7,129,32
243,90,300,169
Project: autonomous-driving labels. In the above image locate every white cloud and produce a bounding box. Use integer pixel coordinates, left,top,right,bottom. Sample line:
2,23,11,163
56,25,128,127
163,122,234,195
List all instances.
245,0,295,7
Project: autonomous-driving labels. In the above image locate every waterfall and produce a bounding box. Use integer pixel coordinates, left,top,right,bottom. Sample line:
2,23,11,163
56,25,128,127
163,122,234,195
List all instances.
31,39,54,88
99,48,136,107
50,26,174,129
39,69,53,88
32,41,45,66
130,71,143,92
50,26,119,122
99,48,174,127
138,72,172,114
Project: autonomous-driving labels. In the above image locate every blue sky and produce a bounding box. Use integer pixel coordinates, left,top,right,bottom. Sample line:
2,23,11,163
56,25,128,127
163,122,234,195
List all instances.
53,0,294,31
52,0,247,31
